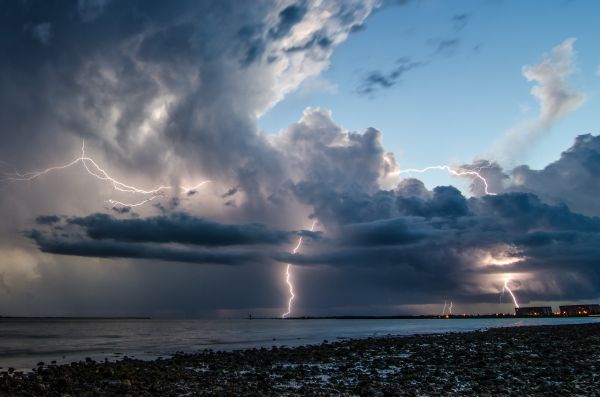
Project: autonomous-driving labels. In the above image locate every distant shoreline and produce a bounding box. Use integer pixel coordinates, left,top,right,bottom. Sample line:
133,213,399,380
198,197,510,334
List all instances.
271,314,599,320
0,316,152,320
1,314,598,320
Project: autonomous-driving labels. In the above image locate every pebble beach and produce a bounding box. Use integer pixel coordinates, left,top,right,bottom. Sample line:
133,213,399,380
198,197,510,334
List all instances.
1,322,598,396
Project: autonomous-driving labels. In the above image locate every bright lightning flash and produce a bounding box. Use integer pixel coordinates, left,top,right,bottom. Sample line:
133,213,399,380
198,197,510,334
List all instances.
396,165,496,196
441,300,454,317
282,220,317,319
3,141,210,208
503,278,520,308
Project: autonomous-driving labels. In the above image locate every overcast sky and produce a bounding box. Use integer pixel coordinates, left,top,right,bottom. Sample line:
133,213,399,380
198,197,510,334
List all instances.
1,0,599,318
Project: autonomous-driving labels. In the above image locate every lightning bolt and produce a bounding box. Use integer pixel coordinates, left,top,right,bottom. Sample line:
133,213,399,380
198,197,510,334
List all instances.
2,141,211,208
503,278,520,308
282,220,317,319
441,300,454,317
396,165,496,196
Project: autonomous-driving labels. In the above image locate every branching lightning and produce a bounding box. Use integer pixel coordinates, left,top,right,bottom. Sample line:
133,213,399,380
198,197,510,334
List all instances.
502,278,520,308
282,220,317,319
441,300,454,317
2,141,211,208
396,165,497,196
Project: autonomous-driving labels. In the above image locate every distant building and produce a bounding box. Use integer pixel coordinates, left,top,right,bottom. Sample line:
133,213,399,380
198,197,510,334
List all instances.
559,304,600,316
515,306,553,316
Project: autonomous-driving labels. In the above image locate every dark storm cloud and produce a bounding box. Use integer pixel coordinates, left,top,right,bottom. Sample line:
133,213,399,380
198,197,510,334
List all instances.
269,108,600,304
507,134,600,217
357,58,424,95
35,215,62,225
27,229,267,266
0,0,375,224
283,189,600,302
276,124,600,303
66,212,295,246
26,212,324,266
336,217,437,246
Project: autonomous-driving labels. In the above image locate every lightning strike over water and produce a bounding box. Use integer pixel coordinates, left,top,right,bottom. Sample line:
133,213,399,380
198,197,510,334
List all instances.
503,278,520,308
282,220,317,319
441,300,454,317
2,141,211,208
396,165,497,196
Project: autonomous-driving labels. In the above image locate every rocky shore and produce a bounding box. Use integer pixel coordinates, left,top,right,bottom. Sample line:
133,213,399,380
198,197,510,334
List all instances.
1,322,598,396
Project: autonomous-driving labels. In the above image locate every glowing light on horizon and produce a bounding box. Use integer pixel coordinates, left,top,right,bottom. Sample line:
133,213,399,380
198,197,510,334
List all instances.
2,141,211,208
282,220,317,319
503,278,520,308
395,165,496,196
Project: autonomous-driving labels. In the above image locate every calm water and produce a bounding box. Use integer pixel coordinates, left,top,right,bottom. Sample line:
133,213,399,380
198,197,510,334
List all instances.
1,317,599,371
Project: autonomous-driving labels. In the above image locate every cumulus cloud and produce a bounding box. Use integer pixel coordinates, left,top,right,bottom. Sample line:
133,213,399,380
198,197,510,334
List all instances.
523,38,585,123
504,134,600,217
494,38,586,161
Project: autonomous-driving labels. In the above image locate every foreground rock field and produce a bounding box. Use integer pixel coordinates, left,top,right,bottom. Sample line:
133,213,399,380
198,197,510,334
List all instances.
1,322,599,396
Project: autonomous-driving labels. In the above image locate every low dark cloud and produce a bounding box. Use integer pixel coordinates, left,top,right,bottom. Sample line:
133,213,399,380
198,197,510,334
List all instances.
35,215,61,225
28,229,268,266
36,212,296,247
26,212,304,267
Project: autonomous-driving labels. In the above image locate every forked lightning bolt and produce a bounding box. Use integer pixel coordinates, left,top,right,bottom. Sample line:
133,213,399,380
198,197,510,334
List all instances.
503,278,520,308
282,220,317,319
396,165,496,196
3,141,210,208
441,300,454,317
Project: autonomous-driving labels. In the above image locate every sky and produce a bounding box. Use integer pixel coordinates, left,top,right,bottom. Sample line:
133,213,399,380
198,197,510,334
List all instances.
0,0,599,318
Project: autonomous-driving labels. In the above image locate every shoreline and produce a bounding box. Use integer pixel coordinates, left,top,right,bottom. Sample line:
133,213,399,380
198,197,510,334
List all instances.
1,322,598,395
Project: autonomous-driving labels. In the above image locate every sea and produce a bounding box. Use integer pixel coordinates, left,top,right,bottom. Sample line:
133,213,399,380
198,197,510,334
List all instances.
1,317,599,372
